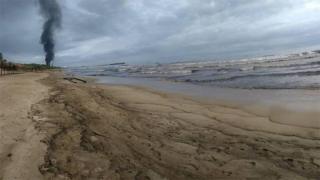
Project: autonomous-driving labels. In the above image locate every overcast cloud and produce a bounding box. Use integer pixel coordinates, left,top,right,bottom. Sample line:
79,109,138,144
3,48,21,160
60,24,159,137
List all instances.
1,0,320,66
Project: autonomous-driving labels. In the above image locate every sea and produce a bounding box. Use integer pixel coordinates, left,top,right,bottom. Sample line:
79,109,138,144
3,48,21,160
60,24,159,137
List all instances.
68,51,320,90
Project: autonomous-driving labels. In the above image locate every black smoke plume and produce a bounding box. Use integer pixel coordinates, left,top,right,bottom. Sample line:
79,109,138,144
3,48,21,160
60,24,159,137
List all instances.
39,0,62,66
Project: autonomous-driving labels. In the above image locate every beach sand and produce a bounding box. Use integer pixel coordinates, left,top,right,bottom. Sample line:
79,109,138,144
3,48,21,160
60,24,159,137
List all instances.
1,72,320,180
0,73,49,180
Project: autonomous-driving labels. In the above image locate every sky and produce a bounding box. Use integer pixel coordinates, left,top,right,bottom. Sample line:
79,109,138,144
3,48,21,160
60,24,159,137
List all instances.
1,0,320,66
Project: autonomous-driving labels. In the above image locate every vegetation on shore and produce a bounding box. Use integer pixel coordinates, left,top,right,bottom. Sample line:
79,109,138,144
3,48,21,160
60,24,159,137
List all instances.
0,52,60,75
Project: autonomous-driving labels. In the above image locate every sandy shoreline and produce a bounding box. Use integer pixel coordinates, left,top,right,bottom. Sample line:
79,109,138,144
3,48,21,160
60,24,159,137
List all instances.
0,73,49,180
0,72,320,179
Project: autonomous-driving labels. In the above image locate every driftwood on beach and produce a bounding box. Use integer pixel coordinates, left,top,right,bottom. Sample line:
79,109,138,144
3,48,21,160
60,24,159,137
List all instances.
63,77,87,83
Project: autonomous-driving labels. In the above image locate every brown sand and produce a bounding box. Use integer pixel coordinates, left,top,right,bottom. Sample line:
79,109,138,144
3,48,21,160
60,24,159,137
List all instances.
1,72,320,180
0,73,49,180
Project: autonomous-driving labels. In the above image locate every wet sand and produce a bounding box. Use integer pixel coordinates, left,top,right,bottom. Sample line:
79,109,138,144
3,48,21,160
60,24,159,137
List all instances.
34,72,320,180
1,72,320,179
95,76,320,129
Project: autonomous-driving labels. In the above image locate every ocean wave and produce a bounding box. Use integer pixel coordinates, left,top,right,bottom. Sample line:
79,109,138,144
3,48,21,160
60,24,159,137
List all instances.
176,70,320,83
67,52,320,90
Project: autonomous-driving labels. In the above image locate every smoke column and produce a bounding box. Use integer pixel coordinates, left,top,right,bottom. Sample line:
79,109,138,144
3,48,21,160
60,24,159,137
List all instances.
39,0,62,66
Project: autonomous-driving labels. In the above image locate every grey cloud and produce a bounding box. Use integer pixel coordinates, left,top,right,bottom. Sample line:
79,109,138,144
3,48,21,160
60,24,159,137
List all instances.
1,0,320,65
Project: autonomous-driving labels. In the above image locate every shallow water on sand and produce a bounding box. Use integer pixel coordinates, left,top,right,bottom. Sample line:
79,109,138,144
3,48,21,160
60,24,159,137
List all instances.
94,76,320,109
93,75,320,128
